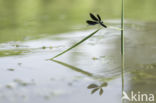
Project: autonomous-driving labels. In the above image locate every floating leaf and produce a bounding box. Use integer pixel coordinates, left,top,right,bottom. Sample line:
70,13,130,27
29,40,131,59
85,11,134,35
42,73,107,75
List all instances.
100,82,108,87
99,88,104,95
87,84,98,89
91,88,99,94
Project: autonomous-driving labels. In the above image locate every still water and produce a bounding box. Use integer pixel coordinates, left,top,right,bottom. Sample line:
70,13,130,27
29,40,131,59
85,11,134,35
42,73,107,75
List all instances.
0,0,156,103
0,0,156,43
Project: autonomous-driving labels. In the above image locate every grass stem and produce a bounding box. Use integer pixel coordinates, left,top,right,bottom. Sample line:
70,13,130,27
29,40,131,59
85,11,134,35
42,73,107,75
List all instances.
121,0,125,97
50,29,100,60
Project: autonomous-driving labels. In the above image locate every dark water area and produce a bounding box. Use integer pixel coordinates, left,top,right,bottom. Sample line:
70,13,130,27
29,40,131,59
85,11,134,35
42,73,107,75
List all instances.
0,0,156,43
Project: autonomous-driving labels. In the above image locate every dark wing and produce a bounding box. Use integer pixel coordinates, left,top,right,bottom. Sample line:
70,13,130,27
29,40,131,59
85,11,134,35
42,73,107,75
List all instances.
90,13,98,21
97,14,101,21
86,20,98,25
100,22,107,28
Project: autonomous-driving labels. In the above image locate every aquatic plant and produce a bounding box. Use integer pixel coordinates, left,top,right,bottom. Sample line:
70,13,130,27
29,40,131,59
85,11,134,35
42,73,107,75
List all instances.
87,82,107,95
51,59,112,96
121,0,125,97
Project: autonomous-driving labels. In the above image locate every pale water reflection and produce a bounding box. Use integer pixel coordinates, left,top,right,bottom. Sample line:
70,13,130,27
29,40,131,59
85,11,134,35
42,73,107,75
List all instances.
0,20,155,103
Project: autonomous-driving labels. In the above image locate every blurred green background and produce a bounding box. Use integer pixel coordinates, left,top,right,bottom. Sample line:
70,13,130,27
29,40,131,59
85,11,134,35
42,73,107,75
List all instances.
0,0,156,43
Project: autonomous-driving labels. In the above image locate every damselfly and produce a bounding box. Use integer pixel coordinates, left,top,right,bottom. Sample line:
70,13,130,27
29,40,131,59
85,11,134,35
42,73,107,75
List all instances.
86,13,107,28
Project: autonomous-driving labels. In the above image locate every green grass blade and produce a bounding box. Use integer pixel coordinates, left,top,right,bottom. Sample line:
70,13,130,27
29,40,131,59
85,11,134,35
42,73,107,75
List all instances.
50,29,100,59
121,0,125,97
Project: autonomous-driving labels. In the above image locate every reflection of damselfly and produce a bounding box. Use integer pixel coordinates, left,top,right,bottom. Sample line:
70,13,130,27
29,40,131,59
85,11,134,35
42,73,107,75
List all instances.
86,13,107,28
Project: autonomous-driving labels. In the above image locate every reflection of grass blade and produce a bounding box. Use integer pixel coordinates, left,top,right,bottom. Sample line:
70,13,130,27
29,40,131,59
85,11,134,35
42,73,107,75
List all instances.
51,59,93,77
51,59,119,82
50,29,100,59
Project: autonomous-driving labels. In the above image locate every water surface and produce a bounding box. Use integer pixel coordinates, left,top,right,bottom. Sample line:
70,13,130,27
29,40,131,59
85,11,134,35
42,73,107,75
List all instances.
0,20,156,103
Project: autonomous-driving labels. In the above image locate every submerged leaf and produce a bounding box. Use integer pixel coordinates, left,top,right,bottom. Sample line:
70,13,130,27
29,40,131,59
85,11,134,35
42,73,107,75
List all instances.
7,68,15,71
100,82,108,87
91,88,99,94
90,13,98,21
92,57,98,60
42,46,46,49
87,84,98,89
99,88,104,95
86,20,98,25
